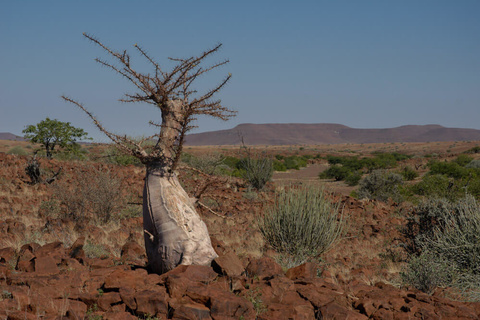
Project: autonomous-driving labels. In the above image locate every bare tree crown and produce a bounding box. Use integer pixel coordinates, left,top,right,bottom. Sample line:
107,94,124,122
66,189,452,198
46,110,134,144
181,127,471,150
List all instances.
63,33,235,172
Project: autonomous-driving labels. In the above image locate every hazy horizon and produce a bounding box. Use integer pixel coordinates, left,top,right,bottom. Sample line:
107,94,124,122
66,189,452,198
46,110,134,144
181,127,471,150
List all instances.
2,1,479,142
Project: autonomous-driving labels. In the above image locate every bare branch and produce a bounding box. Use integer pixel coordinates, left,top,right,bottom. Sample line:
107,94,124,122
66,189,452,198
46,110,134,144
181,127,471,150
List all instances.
61,96,149,159
67,35,235,174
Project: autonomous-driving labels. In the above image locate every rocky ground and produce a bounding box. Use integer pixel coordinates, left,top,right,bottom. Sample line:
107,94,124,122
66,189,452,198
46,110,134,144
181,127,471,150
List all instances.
1,144,480,319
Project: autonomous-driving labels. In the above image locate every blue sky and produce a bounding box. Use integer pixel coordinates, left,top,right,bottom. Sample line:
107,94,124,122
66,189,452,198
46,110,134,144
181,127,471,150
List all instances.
1,1,479,141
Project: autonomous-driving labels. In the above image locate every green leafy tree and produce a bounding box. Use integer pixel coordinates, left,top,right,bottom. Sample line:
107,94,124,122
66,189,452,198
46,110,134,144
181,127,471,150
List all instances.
23,117,90,158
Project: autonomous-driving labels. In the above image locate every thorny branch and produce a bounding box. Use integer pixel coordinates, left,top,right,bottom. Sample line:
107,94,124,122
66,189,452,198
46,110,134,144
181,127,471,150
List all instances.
63,33,236,173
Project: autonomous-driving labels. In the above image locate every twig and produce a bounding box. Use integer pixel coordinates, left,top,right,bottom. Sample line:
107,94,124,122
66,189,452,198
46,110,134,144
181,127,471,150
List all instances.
197,201,226,219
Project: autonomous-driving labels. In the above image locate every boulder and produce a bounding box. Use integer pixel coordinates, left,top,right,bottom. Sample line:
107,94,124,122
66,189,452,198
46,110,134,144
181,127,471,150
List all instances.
245,257,283,280
212,250,245,277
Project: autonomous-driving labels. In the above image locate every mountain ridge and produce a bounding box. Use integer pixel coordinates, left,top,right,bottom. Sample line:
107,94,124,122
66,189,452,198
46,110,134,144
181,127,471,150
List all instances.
184,123,480,145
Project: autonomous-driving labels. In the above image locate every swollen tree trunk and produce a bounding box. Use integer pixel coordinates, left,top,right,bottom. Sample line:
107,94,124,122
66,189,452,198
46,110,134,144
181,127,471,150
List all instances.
142,100,218,274
143,168,218,273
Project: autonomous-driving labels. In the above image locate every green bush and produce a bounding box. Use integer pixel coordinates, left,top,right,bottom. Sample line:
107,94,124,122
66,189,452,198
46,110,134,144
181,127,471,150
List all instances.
357,170,404,202
466,160,480,169
326,155,363,170
344,171,362,186
410,174,474,202
454,154,474,166
103,146,142,166
319,165,351,181
283,156,307,170
273,160,287,172
7,146,28,156
239,156,273,190
421,196,480,275
465,146,480,154
260,185,344,266
181,152,228,175
399,166,419,181
401,250,454,294
403,196,480,299
428,161,468,179
53,143,88,161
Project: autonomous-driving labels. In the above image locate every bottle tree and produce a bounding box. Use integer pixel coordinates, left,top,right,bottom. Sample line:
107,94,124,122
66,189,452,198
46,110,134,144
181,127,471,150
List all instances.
63,33,235,274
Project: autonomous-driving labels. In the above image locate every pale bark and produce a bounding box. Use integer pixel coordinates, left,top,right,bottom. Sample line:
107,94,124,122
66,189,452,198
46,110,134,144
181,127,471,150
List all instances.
143,167,218,274
63,36,233,274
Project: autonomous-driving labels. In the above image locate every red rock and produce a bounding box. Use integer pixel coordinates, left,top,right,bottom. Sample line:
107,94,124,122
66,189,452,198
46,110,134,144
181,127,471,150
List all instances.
98,292,122,311
245,257,283,280
59,257,87,271
354,299,377,317
18,245,35,262
165,274,197,299
371,308,394,320
121,240,145,261
171,302,212,320
185,284,214,305
162,265,218,284
34,256,59,275
258,302,314,320
69,236,86,262
74,292,96,308
16,259,35,272
86,257,115,269
210,236,228,255
104,268,148,290
286,262,318,280
134,288,169,317
119,287,137,310
209,288,256,319
268,276,295,302
35,241,65,263
5,310,37,320
0,247,16,265
65,300,88,319
212,250,245,277
103,312,138,320
296,285,336,308
320,301,367,320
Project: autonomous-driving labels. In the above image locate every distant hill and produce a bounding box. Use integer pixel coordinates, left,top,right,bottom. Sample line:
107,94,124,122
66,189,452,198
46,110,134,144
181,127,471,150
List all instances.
184,123,480,146
0,132,25,141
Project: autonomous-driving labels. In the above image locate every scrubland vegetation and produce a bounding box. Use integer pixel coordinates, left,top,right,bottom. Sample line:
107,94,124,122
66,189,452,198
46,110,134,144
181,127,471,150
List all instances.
2,138,480,318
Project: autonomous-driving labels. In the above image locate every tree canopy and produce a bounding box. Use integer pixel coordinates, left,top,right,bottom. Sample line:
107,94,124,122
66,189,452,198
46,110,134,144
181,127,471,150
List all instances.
23,117,90,158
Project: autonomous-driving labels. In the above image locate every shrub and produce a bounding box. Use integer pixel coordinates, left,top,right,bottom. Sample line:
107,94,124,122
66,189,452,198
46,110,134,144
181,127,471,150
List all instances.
83,241,110,259
53,166,124,224
283,156,307,170
53,143,88,161
404,196,480,299
422,196,480,274
410,174,467,202
428,161,467,179
401,250,454,294
103,146,142,166
273,160,287,172
399,166,418,181
182,152,227,175
319,165,351,181
466,160,480,169
357,170,404,202
455,154,474,166
239,156,273,190
260,185,343,266
465,146,480,154
344,171,362,186
7,146,28,156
